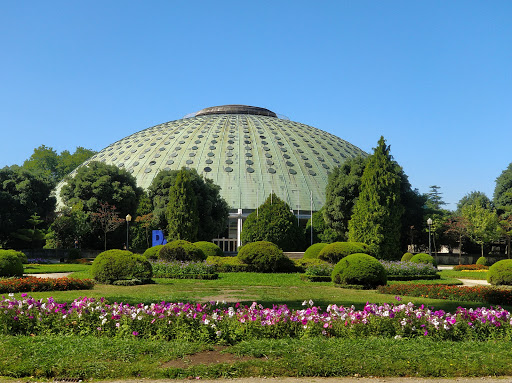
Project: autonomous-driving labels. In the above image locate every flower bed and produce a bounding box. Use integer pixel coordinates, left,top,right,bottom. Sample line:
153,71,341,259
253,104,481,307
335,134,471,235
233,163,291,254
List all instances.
380,261,438,280
378,284,512,306
0,277,94,293
151,260,218,279
2,296,512,342
453,264,489,271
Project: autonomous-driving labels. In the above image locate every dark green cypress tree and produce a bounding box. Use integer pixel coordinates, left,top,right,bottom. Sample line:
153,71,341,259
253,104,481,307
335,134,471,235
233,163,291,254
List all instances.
241,193,305,251
348,137,403,259
166,168,199,241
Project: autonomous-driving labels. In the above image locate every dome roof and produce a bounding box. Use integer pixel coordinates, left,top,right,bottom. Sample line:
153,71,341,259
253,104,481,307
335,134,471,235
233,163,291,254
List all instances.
59,105,367,211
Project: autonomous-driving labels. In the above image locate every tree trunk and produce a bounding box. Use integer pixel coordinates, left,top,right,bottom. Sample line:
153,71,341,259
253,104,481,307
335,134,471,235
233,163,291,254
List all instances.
104,232,107,251
481,242,484,258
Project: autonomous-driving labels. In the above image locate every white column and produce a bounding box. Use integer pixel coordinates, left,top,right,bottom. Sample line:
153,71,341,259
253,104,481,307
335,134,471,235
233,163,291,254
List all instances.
237,208,243,248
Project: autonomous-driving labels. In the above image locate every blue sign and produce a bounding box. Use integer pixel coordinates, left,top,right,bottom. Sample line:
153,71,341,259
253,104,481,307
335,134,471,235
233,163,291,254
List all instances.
152,230,167,247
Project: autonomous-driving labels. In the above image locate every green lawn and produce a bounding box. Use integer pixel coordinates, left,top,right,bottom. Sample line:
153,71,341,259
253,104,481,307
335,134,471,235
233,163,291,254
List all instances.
23,263,91,274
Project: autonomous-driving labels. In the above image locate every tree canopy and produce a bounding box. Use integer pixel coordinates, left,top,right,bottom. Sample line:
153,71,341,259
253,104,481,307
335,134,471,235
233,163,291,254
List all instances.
494,162,512,214
241,193,305,251
348,136,403,259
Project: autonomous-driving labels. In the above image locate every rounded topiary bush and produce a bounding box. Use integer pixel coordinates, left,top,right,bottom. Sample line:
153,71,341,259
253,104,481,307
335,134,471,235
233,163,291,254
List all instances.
318,242,370,264
158,240,206,262
0,249,28,264
237,241,295,272
410,253,437,267
0,252,24,277
194,241,224,257
401,252,414,262
488,259,512,285
331,253,387,288
303,243,328,260
143,245,164,261
91,250,152,283
476,256,489,266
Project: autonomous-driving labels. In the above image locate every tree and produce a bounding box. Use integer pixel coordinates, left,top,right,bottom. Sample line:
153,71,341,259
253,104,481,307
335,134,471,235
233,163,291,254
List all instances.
348,136,403,259
444,216,469,265
11,213,46,248
306,207,344,244
166,169,199,241
130,192,156,250
324,156,367,239
425,185,446,211
494,162,512,212
60,161,142,217
149,168,229,241
498,214,512,259
461,202,500,258
457,191,492,213
241,193,305,251
56,147,96,179
92,202,124,250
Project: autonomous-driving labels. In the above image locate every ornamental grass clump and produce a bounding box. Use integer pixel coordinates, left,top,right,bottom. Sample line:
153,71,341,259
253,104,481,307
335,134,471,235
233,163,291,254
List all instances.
331,253,387,288
3,295,512,342
91,250,152,284
488,259,512,286
380,260,439,280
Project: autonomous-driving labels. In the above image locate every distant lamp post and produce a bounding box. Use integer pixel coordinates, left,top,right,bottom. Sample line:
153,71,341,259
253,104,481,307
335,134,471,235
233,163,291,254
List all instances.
427,218,433,257
126,214,132,251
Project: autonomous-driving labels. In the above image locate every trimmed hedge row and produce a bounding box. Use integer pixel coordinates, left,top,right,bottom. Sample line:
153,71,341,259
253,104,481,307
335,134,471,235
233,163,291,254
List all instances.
0,277,94,293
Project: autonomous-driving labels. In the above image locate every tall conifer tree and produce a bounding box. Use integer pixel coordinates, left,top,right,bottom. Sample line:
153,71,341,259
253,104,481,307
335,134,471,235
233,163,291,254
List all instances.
166,169,199,241
348,136,403,259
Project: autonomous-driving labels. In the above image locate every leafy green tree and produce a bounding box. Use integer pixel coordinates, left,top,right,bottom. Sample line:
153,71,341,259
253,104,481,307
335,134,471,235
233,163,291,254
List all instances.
149,168,229,241
92,202,124,251
130,191,157,250
494,163,512,209
306,207,344,244
0,168,55,248
324,156,367,239
457,191,492,213
166,169,199,242
241,193,305,251
11,214,46,248
60,161,141,217
348,136,403,259
56,147,96,179
461,201,500,258
425,185,446,211
498,214,512,259
444,215,470,265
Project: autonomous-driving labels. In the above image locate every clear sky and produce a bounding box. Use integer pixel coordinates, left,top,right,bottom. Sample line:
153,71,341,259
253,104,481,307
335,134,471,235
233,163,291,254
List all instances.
1,1,511,210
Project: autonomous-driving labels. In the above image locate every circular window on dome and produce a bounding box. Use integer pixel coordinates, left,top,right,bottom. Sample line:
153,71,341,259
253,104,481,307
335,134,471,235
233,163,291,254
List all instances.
247,167,254,173
225,167,233,172
317,157,325,162
139,154,145,159
126,145,132,148
118,163,124,167
267,159,274,165
208,152,215,157
263,146,270,151
261,141,268,145
183,135,189,139
228,140,234,144
289,169,297,175
131,149,137,153
189,153,196,157
305,162,312,168
309,170,317,176
186,160,193,165
281,148,287,152
209,146,216,150
334,159,340,163
226,159,233,165
213,134,219,138
112,156,117,161
265,153,272,158
204,167,212,172
277,142,284,146
313,150,319,155
150,142,156,146
283,154,291,159
322,164,330,169
192,146,198,150
195,140,201,144
260,135,266,139
166,160,174,165
133,161,139,166
211,140,218,144
227,145,234,150
246,160,254,165
245,146,252,151
138,143,143,147
124,156,131,160
301,155,308,160
149,161,156,166
206,159,213,164
198,134,204,138
144,168,152,173
286,161,294,167
245,153,253,157
129,169,134,174
227,152,233,157
175,146,182,151
164,141,170,145
244,140,251,144
171,153,178,157
119,150,125,155
228,134,235,138
268,168,276,174
159,147,166,151
244,135,250,139
154,154,160,158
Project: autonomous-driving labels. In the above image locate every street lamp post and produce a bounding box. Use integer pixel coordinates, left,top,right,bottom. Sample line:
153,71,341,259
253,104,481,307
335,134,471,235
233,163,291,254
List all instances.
427,218,433,257
126,214,132,251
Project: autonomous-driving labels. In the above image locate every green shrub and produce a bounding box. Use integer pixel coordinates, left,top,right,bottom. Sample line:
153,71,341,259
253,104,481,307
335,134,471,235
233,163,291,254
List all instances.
303,243,328,259
194,241,224,257
0,249,27,264
237,241,295,273
488,259,512,286
318,242,370,264
0,252,24,277
142,245,164,261
91,250,152,284
410,253,437,267
331,253,387,288
401,252,414,262
206,256,251,272
476,256,489,266
294,257,328,272
158,240,206,262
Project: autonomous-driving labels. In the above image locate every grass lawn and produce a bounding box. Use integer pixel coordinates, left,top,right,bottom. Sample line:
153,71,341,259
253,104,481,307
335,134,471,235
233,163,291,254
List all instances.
23,263,91,274
2,264,511,380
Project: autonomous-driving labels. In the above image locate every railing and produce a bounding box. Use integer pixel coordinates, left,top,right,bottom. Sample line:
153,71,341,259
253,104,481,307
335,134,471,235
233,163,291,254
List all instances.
212,238,238,254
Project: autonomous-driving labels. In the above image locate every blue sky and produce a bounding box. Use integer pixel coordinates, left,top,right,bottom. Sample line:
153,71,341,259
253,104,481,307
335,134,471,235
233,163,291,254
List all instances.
1,1,511,210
